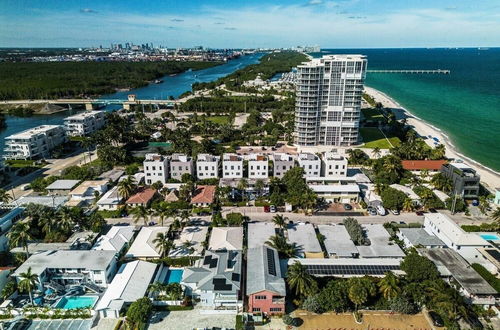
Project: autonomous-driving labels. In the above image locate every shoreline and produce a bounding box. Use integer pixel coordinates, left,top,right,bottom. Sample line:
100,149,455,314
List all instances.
364,86,500,191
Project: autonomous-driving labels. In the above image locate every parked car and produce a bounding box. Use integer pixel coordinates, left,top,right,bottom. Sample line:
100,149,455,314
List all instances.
21,184,30,191
428,208,437,213
376,205,387,216
343,203,353,211
270,205,276,213
428,311,444,327
264,205,270,213
367,207,377,216
416,211,424,216
472,199,479,206
390,209,400,215
399,221,406,225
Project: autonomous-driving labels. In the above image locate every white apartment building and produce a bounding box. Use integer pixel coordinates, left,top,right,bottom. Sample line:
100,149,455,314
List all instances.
196,154,220,179
63,111,106,137
248,154,269,179
144,153,169,185
223,153,244,179
272,153,296,178
170,153,194,180
298,153,321,177
3,125,66,160
295,55,367,146
322,152,348,178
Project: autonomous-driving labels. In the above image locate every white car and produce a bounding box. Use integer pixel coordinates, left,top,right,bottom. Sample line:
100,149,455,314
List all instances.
390,209,400,215
376,205,387,216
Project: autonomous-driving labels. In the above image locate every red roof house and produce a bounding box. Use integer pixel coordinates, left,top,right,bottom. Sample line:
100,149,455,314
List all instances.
190,185,216,207
401,160,447,172
126,188,157,207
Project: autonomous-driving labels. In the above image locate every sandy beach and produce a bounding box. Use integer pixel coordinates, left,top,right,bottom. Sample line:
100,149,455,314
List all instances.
364,86,500,191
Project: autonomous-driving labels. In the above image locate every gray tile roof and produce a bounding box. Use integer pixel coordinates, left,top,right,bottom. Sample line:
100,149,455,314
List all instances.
246,246,286,296
399,228,445,246
46,180,80,190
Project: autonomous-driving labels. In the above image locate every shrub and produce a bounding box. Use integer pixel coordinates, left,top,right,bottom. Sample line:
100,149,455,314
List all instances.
126,297,153,325
390,296,419,314
471,264,500,293
343,217,369,245
282,314,300,326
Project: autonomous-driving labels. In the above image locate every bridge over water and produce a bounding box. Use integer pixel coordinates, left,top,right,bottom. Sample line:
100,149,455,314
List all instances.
0,98,179,110
367,69,450,74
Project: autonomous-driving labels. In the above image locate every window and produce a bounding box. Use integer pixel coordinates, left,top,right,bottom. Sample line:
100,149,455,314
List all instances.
253,308,261,312
270,308,282,312
255,295,267,300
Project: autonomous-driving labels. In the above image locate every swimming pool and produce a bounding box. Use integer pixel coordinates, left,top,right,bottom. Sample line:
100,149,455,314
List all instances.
164,269,184,283
480,234,500,241
55,296,98,309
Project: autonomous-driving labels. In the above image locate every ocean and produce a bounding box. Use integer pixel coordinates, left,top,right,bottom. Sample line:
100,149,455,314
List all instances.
313,48,500,172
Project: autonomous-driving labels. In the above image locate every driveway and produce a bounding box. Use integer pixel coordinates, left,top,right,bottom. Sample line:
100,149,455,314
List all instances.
147,307,235,330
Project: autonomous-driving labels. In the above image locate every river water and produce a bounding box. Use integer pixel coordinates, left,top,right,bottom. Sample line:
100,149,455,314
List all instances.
0,53,263,153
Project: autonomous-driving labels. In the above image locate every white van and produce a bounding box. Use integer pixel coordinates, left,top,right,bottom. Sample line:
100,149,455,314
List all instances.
376,205,387,216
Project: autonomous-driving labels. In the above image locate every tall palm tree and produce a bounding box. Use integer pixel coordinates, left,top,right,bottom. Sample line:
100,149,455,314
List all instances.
0,189,12,204
402,198,414,212
179,209,190,226
56,206,75,233
155,206,174,227
18,267,39,305
348,284,368,311
181,241,195,254
286,261,317,299
117,176,137,200
7,222,32,258
378,272,400,300
266,235,298,258
371,147,381,159
272,214,287,232
132,205,150,226
478,196,489,215
152,232,173,258
492,208,500,223
237,179,248,201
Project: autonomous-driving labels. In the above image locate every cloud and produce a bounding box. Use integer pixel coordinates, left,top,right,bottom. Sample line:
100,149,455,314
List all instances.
445,6,457,11
80,8,97,14
171,18,184,22
214,22,225,25
305,0,322,6
224,27,237,30
348,16,366,19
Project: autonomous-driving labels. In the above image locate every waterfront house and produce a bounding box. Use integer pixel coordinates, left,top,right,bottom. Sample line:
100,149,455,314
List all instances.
322,152,348,178
441,162,480,199
3,125,66,160
63,111,105,137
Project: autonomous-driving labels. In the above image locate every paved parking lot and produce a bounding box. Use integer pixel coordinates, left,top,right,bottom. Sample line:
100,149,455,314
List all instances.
147,307,236,330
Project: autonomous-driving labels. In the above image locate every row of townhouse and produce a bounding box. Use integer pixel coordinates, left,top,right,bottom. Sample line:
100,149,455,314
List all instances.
143,151,348,184
3,111,105,160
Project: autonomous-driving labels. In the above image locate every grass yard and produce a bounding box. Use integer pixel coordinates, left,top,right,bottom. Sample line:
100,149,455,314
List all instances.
361,108,386,122
360,127,401,149
205,115,230,125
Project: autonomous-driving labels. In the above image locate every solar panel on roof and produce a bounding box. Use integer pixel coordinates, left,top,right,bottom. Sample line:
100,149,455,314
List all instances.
232,273,240,282
209,258,218,268
304,264,400,276
486,249,500,262
213,278,233,291
203,256,211,265
266,248,277,276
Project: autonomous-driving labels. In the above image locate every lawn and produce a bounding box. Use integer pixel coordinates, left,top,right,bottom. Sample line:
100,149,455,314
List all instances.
5,159,45,168
361,108,385,122
205,115,230,125
359,127,401,149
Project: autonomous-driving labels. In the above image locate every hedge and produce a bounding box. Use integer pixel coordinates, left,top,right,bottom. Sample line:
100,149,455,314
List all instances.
471,263,500,293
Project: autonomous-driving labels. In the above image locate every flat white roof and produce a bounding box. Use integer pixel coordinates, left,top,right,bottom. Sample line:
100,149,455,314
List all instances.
425,213,490,246
126,226,170,258
357,224,405,258
308,184,360,193
247,222,276,249
64,111,104,120
318,225,358,257
6,125,62,139
46,180,80,190
95,260,157,311
287,223,322,256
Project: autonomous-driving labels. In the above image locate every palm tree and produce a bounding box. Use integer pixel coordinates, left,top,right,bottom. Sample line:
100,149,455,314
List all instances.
383,156,402,176
266,235,298,258
492,208,500,223
179,209,190,226
348,284,368,311
152,232,173,258
7,222,32,258
181,241,195,254
155,206,174,227
286,261,317,298
0,189,12,204
18,267,39,305
117,176,137,200
420,169,429,182
371,147,381,159
237,179,248,201
132,205,150,226
402,198,414,212
272,214,288,232
478,196,489,215
56,206,75,233
378,272,400,300
148,281,167,297
420,189,435,210
40,213,58,235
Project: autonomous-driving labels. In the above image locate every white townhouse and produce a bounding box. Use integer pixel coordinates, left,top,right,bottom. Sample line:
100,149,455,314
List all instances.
170,153,194,180
63,111,106,136
297,153,321,178
196,154,220,179
248,154,269,179
223,153,244,179
322,152,348,178
144,153,169,185
272,153,296,178
3,125,66,160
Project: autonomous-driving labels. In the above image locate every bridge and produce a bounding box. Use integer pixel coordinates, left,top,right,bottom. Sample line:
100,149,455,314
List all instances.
367,69,450,74
0,98,179,110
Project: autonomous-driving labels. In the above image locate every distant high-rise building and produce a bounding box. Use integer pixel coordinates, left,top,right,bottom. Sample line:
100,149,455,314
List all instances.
294,55,367,146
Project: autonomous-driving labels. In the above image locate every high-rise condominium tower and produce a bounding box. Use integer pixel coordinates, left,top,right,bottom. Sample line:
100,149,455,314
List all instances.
295,54,367,146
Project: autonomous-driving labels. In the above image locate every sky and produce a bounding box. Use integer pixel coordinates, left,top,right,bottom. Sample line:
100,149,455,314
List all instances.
1,0,499,48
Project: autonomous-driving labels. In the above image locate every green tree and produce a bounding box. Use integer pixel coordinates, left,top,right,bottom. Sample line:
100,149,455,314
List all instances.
18,267,39,305
403,198,415,212
378,272,401,300
400,252,439,282
126,297,153,326
478,196,489,215
380,187,407,211
272,214,287,232
348,277,376,311
152,232,173,258
492,208,500,223
117,175,137,200
132,205,150,226
7,222,33,258
0,189,12,204
286,261,317,299
266,235,298,258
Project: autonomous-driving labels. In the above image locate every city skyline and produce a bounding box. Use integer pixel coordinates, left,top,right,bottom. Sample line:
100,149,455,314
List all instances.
1,0,500,48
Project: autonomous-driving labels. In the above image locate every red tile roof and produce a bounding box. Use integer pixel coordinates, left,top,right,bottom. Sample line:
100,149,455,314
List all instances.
401,160,447,171
126,188,156,205
190,185,216,205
